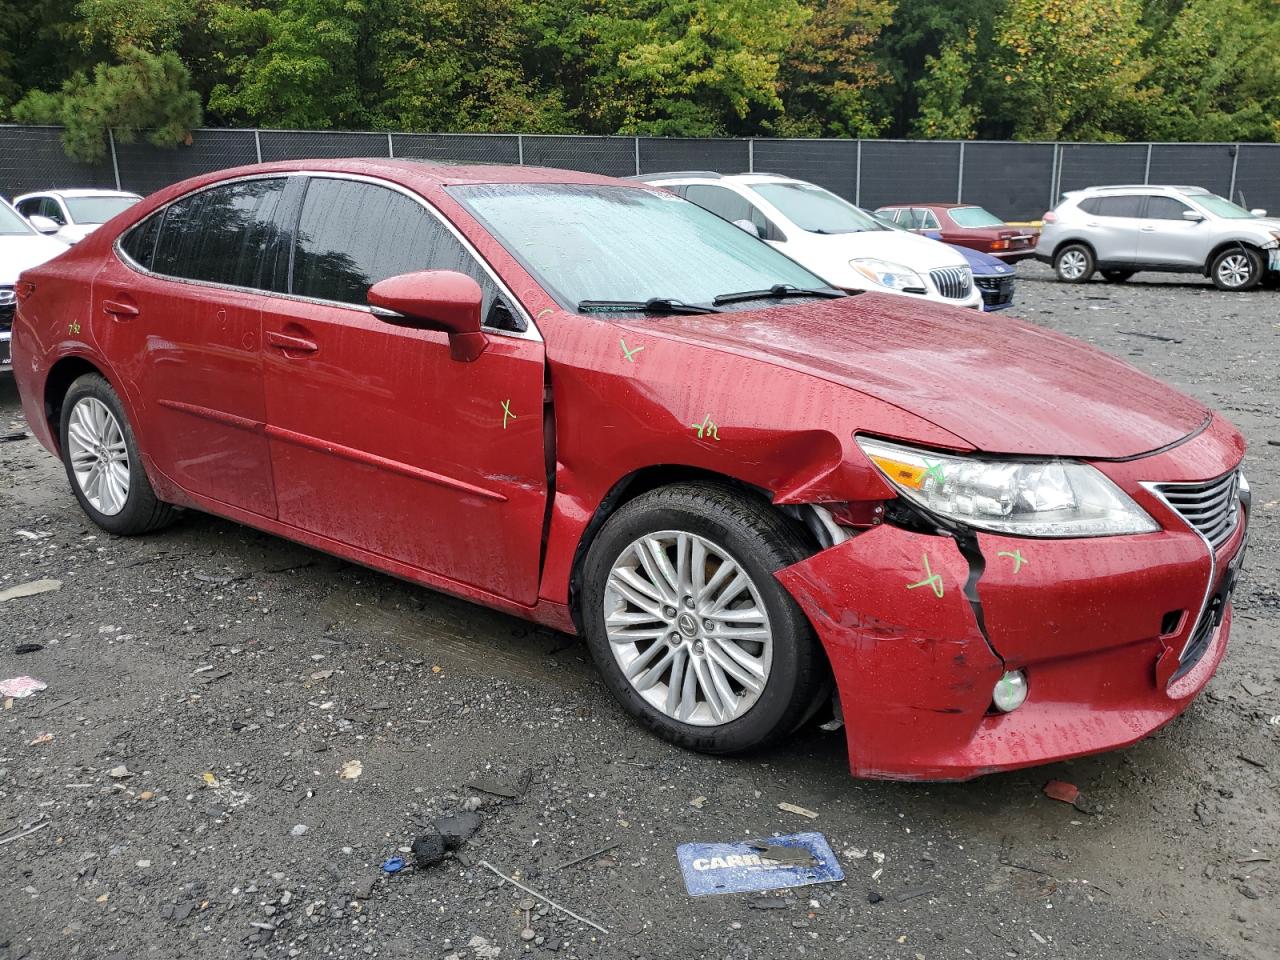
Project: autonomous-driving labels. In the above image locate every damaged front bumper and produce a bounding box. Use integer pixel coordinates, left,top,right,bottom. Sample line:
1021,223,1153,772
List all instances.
777,423,1248,781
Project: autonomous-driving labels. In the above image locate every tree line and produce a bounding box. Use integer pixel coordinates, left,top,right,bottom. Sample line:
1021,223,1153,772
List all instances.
2,0,1277,163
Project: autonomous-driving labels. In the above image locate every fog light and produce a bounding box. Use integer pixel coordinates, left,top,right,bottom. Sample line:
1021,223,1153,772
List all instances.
992,670,1028,712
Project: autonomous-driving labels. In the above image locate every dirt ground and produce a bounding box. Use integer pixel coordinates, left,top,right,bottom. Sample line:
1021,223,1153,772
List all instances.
1,262,1276,960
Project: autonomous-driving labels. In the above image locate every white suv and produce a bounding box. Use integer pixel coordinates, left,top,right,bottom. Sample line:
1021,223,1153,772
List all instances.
636,172,982,309
14,189,142,244
1035,184,1280,290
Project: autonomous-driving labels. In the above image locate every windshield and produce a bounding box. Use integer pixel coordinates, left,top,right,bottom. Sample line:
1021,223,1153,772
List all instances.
0,201,34,236
451,184,830,310
1194,194,1256,219
64,195,139,224
752,181,886,234
949,206,1005,228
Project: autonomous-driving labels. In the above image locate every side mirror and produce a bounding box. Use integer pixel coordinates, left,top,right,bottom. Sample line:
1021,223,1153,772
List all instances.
732,218,763,238
1181,210,1205,222
367,270,488,362
28,214,60,234
1250,208,1267,217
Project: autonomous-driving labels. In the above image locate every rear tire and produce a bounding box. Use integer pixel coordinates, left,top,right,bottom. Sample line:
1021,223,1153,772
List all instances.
1210,246,1263,291
580,482,826,755
1054,244,1094,283
1101,269,1134,283
59,373,177,536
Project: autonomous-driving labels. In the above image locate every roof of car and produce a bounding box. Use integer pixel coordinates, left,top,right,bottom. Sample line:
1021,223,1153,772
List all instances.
14,189,142,200
1078,184,1209,194
208,158,638,189
632,171,795,184
876,203,978,210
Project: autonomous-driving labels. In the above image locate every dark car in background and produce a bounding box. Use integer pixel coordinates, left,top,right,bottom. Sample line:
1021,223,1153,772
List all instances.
876,203,1038,263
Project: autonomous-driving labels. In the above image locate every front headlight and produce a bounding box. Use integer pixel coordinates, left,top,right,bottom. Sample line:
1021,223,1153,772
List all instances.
857,437,1159,537
850,258,926,293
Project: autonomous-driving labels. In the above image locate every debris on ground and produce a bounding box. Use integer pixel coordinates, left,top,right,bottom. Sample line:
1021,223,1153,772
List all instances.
14,643,43,654
676,832,843,897
381,856,406,874
777,802,819,819
0,579,62,603
107,764,132,779
0,676,47,698
477,859,610,935
464,768,531,799
0,431,27,443
412,811,484,867
1043,780,1080,804
553,841,621,872
339,759,363,780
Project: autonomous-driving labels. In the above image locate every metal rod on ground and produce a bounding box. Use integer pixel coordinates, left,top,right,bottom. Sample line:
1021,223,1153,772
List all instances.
0,821,49,846
477,860,609,935
553,841,621,872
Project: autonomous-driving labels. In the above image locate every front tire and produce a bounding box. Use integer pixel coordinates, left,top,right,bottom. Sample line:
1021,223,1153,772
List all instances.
60,374,177,535
1210,246,1262,291
580,483,826,755
1054,244,1095,283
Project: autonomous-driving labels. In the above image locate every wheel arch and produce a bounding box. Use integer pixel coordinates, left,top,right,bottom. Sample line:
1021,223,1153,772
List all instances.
1052,237,1096,262
1204,238,1265,277
43,355,109,456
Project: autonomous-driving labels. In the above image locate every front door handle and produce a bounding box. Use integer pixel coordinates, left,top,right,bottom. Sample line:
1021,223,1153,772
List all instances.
1141,226,1156,232
102,299,139,319
266,330,319,354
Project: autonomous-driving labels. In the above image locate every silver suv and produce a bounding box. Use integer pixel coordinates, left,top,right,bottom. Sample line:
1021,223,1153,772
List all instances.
1035,185,1280,290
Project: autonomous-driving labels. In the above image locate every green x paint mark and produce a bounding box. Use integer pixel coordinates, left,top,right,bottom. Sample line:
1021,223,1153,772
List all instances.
692,413,720,441
501,399,517,430
906,552,944,598
619,338,644,362
921,458,946,485
997,549,1027,574
68,321,81,336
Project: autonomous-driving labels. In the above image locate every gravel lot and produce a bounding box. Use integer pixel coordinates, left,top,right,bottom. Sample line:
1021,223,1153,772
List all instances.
1,262,1276,960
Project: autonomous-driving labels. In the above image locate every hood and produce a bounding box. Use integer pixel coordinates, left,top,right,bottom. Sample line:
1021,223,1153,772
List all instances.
814,229,968,271
946,243,1013,274
622,295,1208,460
0,233,67,283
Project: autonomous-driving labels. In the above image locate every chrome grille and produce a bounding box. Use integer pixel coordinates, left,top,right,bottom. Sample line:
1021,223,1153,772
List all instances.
1154,471,1241,550
0,286,13,333
929,266,973,300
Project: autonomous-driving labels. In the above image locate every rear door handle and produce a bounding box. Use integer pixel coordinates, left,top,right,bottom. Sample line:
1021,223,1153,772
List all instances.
266,331,319,354
1141,226,1156,232
102,299,139,319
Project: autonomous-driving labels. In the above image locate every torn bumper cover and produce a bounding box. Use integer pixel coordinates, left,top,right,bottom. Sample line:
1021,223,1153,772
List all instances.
777,507,1247,782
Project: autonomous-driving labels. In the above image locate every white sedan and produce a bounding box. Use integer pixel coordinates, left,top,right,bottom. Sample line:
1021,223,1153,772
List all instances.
636,172,982,309
1,199,67,370
14,189,141,244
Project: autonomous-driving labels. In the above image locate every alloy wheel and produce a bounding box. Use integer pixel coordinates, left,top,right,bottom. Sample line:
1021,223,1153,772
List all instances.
603,530,773,726
1059,249,1088,280
66,397,130,516
1216,253,1252,288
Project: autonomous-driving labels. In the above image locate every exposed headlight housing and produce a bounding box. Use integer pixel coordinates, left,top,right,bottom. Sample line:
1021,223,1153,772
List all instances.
849,258,927,293
857,437,1159,537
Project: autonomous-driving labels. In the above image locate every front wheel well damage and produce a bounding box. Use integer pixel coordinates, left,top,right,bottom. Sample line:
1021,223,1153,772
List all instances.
565,465,821,635
43,356,105,453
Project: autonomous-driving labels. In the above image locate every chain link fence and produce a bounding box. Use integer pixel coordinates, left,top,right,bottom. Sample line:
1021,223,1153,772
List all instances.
1,125,1277,221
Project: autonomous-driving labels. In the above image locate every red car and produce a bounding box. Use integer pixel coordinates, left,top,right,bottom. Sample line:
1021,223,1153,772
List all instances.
11,160,1248,780
875,203,1039,263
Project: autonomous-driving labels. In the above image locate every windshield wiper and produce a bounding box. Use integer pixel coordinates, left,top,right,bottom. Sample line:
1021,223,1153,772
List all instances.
577,297,722,315
712,284,847,306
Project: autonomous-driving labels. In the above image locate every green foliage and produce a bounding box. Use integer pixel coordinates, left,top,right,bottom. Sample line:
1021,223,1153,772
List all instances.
912,28,979,139
3,0,1278,154
13,46,202,162
994,0,1156,141
1146,0,1280,142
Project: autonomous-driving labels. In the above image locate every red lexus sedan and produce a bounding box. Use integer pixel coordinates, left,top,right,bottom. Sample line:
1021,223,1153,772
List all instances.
11,160,1248,780
875,203,1039,263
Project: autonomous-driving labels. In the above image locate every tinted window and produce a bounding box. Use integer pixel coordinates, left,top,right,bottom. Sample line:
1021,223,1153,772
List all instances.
151,178,287,288
1085,195,1146,218
917,209,941,229
120,212,163,268
897,208,927,229
64,195,139,224
948,206,1004,227
1144,196,1192,220
682,184,781,241
292,178,503,321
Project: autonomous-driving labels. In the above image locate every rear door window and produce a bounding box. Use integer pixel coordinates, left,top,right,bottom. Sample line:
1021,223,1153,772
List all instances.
290,177,516,328
150,178,289,289
1085,195,1146,218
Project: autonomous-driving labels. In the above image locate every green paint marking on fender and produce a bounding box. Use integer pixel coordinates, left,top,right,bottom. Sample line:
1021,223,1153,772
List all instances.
692,413,719,441
997,549,1027,574
906,553,944,598
501,399,517,429
921,459,946,485
619,338,644,362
